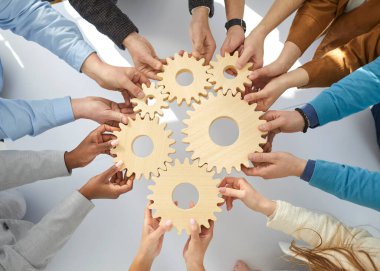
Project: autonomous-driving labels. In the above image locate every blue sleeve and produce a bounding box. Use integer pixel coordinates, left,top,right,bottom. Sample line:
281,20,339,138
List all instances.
309,160,380,211
309,57,380,126
0,0,95,71
0,97,75,140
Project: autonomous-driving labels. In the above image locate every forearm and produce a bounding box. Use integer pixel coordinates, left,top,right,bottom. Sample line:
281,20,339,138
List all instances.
0,97,74,140
0,150,70,191
69,0,138,49
224,0,244,20
306,160,380,211
8,192,93,269
0,0,94,72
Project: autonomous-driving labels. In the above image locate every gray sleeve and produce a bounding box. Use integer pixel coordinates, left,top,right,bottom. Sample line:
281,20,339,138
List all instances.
0,191,94,270
0,150,70,191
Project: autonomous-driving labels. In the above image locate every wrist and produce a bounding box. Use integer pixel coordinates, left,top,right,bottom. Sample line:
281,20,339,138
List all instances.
227,25,245,35
132,251,154,271
123,32,139,49
256,197,277,217
192,6,209,22
71,98,87,120
81,52,104,81
251,24,268,39
79,185,94,201
64,151,79,172
186,260,205,271
293,158,307,177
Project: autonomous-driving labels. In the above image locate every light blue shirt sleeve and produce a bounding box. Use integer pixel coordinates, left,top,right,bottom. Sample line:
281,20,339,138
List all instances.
0,97,75,140
0,0,95,72
309,160,380,211
309,57,380,126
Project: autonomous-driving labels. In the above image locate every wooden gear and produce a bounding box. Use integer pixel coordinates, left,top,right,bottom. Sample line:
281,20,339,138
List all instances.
182,91,267,174
157,52,212,105
208,51,253,95
111,115,175,179
131,83,169,120
148,158,224,235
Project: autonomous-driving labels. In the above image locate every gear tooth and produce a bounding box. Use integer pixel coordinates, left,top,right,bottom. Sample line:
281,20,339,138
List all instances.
182,136,190,144
216,54,222,61
209,61,217,68
183,157,190,165
174,53,181,60
183,51,189,58
232,51,239,57
147,194,154,201
156,72,164,81
199,58,206,65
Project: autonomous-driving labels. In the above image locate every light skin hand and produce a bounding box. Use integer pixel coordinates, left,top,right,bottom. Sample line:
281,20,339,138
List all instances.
129,203,172,271
64,124,120,171
236,27,266,70
190,7,216,64
71,96,135,126
79,161,134,200
220,25,245,57
123,32,164,80
81,53,149,103
241,152,307,179
218,177,276,217
183,219,214,271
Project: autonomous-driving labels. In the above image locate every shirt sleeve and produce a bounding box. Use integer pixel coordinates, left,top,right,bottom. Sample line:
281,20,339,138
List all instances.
309,160,380,211
0,150,70,191
0,97,75,141
68,0,138,50
189,0,214,17
0,191,94,271
267,200,374,248
0,0,95,72
308,57,380,126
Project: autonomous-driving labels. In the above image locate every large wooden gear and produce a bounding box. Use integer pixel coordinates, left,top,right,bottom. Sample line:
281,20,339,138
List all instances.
148,158,224,235
208,51,253,95
111,115,175,179
182,91,267,174
157,52,212,105
131,83,169,120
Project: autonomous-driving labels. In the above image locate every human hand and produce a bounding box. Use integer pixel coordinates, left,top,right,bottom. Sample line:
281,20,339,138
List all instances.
235,28,266,70
218,177,276,216
81,53,149,103
130,203,172,271
123,33,164,80
64,125,119,171
71,96,135,126
242,152,307,179
79,161,134,200
220,25,245,57
183,219,214,271
189,7,216,64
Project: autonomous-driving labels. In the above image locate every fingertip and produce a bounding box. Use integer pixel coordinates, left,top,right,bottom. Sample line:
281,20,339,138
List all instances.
115,160,123,169
218,187,226,194
137,91,145,99
110,139,119,147
259,123,268,131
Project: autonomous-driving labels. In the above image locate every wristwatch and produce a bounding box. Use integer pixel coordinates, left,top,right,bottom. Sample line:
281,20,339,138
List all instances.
225,18,246,33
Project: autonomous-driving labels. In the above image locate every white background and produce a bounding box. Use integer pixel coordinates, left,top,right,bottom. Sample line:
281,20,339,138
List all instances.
1,0,380,270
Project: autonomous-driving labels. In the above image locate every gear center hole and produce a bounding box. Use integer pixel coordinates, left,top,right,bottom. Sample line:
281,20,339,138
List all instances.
145,95,156,106
176,69,194,86
172,183,199,210
209,117,239,146
132,135,154,157
224,65,238,79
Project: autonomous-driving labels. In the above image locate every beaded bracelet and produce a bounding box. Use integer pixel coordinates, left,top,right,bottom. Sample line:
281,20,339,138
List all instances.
295,108,309,133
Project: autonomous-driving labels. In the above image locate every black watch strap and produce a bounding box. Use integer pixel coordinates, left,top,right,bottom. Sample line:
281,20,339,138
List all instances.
225,18,246,32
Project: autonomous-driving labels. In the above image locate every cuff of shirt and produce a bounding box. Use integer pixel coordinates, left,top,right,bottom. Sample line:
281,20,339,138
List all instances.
52,97,75,126
189,0,214,17
68,40,95,72
300,160,316,182
300,103,320,128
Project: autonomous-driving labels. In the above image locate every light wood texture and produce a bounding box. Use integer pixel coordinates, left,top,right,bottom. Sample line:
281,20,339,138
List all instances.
111,115,175,179
148,158,224,235
208,51,253,95
157,52,212,105
131,83,169,120
182,91,267,174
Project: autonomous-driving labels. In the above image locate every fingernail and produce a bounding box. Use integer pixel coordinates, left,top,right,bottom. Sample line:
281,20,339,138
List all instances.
111,139,119,147
219,187,226,193
259,124,267,131
115,160,123,168
190,218,195,225
137,92,145,99
122,116,128,124
244,95,250,101
165,220,172,226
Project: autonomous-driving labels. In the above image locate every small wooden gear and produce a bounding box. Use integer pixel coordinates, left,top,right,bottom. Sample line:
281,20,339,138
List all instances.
208,51,253,95
157,52,212,105
182,91,267,174
111,115,175,179
131,83,169,120
148,158,224,235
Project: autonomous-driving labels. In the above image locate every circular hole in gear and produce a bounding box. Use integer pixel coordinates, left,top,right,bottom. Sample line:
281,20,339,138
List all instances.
209,117,239,146
176,69,194,86
145,95,156,106
132,135,154,157
223,65,238,79
172,183,199,210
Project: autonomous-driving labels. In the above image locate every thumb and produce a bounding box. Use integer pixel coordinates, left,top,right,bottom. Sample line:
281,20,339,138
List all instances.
101,161,123,179
189,218,200,241
104,110,129,125
144,55,163,71
218,187,245,199
151,220,173,241
244,91,266,103
249,67,268,81
236,48,253,69
97,139,119,153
